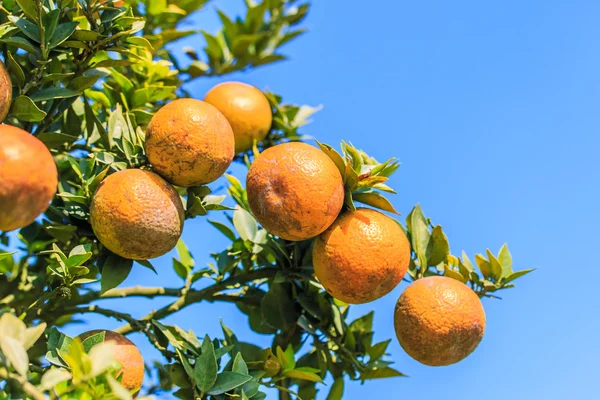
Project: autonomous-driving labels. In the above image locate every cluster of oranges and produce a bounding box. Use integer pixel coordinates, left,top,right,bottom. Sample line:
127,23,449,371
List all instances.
0,54,485,380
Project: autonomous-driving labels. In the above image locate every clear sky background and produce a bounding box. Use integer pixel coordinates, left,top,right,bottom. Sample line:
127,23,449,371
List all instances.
60,1,599,399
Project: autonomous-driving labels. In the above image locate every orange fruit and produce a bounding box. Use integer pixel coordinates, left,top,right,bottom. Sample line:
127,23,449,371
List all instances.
204,81,272,154
394,276,486,366
312,208,410,304
145,98,234,187
89,169,184,260
246,142,344,241
77,330,144,395
0,60,12,121
0,125,57,231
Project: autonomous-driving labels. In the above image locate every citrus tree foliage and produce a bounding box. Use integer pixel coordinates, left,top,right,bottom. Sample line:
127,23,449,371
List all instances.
0,1,534,399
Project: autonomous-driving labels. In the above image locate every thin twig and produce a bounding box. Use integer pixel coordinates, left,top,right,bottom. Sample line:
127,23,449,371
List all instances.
115,268,277,335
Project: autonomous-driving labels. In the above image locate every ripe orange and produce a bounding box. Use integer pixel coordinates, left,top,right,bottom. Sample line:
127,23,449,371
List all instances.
77,330,144,395
89,169,184,260
204,81,272,154
394,276,486,366
145,98,234,187
312,208,410,304
0,125,57,232
246,142,344,241
0,60,11,121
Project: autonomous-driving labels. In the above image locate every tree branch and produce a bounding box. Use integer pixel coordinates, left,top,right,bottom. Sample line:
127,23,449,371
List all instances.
0,368,48,400
115,268,277,335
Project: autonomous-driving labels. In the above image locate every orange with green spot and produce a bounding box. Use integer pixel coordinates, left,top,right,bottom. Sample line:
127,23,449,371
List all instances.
246,142,344,241
0,125,57,232
89,169,184,260
394,275,486,366
204,81,272,154
77,330,144,396
145,98,234,187
313,208,410,304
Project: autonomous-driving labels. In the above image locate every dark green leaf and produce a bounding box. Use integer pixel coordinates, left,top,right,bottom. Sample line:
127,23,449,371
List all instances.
208,220,236,241
195,335,218,392
261,284,296,330
49,22,78,48
9,95,46,122
9,16,41,43
100,254,133,293
15,0,40,21
206,372,253,395
326,378,344,400
6,51,25,88
30,87,81,102
426,225,450,266
361,367,406,380
1,37,41,57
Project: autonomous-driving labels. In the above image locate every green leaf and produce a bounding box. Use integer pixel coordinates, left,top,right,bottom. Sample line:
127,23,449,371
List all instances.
206,372,253,395
176,239,194,269
232,352,249,375
283,368,322,382
475,254,492,279
426,225,450,266
486,249,503,281
37,132,78,149
49,22,78,48
408,205,431,271
208,220,236,241
45,328,73,368
6,51,24,88
80,331,106,353
147,0,167,15
368,339,391,361
326,377,344,400
195,335,218,392
261,283,296,330
0,336,29,376
9,16,41,43
504,268,535,284
1,37,41,56
233,207,258,241
276,345,296,371
497,244,513,277
43,9,60,45
30,87,81,102
444,267,467,283
352,191,399,214
100,254,133,293
9,95,47,122
40,368,71,391
220,320,240,356
15,0,41,21
361,366,406,380
315,140,346,181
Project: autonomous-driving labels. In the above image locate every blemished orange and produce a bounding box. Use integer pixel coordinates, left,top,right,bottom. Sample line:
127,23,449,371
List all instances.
77,330,144,395
145,98,234,187
312,208,410,304
89,169,184,260
246,142,344,241
204,81,272,154
0,60,12,121
0,125,57,232
394,276,486,366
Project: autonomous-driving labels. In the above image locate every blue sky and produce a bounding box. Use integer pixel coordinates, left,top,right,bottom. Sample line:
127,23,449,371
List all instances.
61,1,599,399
